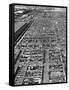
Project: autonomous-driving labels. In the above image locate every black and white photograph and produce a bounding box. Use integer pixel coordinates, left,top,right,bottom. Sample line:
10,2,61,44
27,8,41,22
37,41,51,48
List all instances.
9,3,67,86
0,0,69,89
